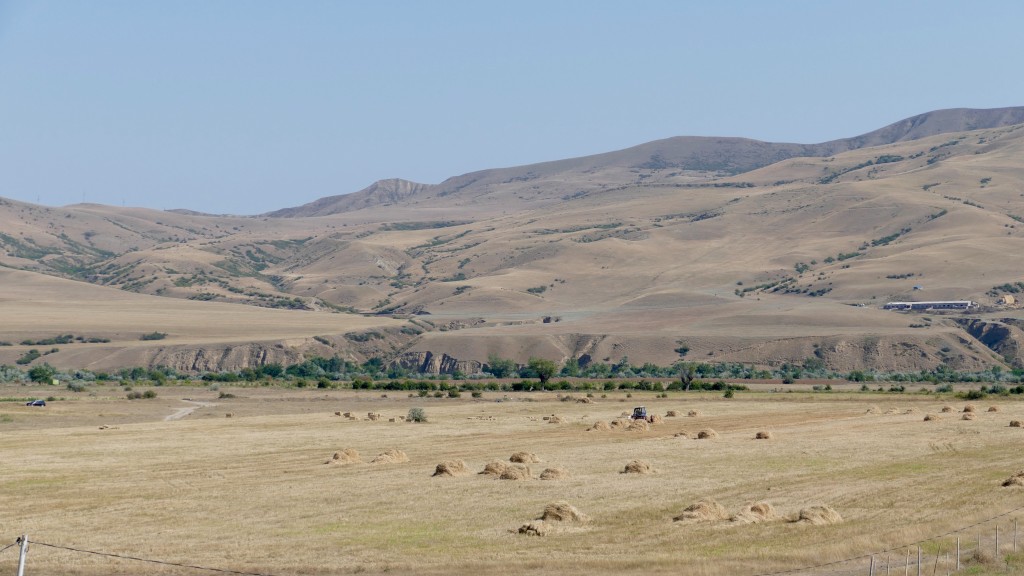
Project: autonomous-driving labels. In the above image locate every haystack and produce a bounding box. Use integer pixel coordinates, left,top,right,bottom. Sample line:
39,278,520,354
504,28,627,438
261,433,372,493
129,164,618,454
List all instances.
885,407,901,414
940,406,954,413
673,499,729,522
517,521,549,536
510,452,540,464
540,467,570,480
326,448,360,465
731,501,778,524
621,460,654,474
648,414,664,424
687,410,701,417
499,464,532,480
432,460,469,477
795,506,843,525
755,431,773,440
589,421,612,431
666,410,680,417
988,406,1000,412
904,408,919,414
962,413,976,421
697,429,719,439
923,414,939,421
367,412,382,421
610,418,629,428
1010,420,1023,428
626,419,650,432
1002,471,1024,487
540,501,588,522
370,449,409,464
865,406,881,415
576,397,593,404
674,431,690,438
479,461,509,476
548,415,565,424
963,404,977,413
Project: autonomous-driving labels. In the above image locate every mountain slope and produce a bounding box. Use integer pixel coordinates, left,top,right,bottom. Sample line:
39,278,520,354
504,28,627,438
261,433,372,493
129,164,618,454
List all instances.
269,106,1024,217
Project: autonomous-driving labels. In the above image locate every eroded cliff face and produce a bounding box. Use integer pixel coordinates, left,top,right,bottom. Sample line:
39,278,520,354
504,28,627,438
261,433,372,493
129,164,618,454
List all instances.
393,351,483,375
956,318,1024,367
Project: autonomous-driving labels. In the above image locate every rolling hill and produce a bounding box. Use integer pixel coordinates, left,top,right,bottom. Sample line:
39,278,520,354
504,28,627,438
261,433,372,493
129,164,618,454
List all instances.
3,107,1024,374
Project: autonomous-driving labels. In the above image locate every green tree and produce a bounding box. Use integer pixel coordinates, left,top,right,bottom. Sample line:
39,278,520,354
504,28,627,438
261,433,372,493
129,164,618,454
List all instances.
674,362,696,391
28,363,56,384
527,358,558,385
560,357,580,377
486,354,516,378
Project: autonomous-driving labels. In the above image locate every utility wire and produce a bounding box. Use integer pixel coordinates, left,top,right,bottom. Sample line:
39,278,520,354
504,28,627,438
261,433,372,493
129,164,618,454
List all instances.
0,540,19,555
751,502,1024,576
30,540,281,576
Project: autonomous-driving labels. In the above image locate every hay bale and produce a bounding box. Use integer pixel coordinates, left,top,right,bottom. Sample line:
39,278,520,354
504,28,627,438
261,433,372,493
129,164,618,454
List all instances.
696,429,718,439
548,415,565,424
621,460,654,474
539,467,570,480
731,501,779,524
988,406,1000,412
1002,471,1024,487
962,412,976,421
796,506,843,525
620,411,631,418
673,431,690,438
1010,420,1023,428
343,412,352,417
884,407,900,414
666,410,679,417
334,411,342,416
626,419,650,432
923,414,939,421
673,499,729,522
367,412,382,421
540,501,588,522
479,461,509,476
432,460,468,477
510,452,540,464
370,449,409,464
589,421,612,431
865,405,881,415
225,413,233,418
755,431,773,440
648,414,664,424
610,418,629,428
517,521,549,536
904,408,919,414
687,410,701,417
499,464,531,480
576,397,593,404
963,404,977,413
326,448,361,465
940,406,954,413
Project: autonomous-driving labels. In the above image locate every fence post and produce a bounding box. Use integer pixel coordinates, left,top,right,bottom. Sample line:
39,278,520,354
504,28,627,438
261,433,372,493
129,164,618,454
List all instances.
997,525,1000,558
905,548,910,576
1015,518,1018,552
917,545,922,576
869,554,874,576
17,534,28,576
886,553,891,576
956,536,960,571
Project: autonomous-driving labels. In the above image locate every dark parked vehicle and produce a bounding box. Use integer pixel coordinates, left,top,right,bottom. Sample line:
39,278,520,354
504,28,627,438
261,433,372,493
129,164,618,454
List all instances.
25,399,46,407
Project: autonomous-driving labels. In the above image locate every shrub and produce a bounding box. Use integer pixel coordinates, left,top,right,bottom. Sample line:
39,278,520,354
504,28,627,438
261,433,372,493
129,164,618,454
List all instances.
723,389,734,398
140,332,167,341
407,407,427,422
67,382,87,392
471,391,482,398
447,389,461,398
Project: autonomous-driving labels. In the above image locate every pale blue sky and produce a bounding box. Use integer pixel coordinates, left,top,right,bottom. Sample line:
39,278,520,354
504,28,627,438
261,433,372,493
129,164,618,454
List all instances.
1,1,1022,215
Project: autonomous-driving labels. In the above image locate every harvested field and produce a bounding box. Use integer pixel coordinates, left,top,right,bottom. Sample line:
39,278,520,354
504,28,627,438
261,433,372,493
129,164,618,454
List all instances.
4,385,1024,575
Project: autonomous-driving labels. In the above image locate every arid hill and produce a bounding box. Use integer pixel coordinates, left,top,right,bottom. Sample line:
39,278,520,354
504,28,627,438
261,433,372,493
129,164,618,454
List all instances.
3,107,1024,374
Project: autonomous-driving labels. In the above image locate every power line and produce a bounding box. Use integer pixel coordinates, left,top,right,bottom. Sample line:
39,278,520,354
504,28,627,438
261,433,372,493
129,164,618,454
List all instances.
0,540,18,555
29,540,282,576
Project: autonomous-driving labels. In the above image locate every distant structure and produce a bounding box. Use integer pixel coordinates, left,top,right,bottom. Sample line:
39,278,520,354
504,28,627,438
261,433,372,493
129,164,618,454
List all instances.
999,294,1017,306
883,300,976,311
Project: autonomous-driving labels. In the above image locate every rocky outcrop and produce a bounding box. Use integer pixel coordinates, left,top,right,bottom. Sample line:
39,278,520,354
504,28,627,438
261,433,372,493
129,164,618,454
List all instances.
393,351,483,375
956,319,1024,367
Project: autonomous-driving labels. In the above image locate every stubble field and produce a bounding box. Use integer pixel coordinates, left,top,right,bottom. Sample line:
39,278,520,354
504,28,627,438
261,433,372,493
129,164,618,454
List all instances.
2,384,1024,575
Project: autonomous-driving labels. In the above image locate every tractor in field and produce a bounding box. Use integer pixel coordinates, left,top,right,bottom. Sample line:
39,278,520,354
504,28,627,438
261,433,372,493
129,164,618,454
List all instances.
631,406,650,421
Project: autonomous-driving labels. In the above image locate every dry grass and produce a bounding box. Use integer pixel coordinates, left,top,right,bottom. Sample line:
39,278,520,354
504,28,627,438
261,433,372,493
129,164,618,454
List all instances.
3,386,1024,575
370,448,409,464
795,506,843,525
539,467,569,480
730,501,779,524
674,499,729,522
432,460,469,477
